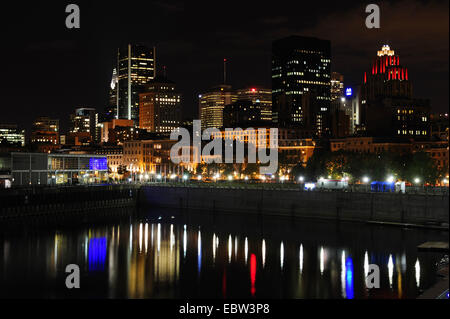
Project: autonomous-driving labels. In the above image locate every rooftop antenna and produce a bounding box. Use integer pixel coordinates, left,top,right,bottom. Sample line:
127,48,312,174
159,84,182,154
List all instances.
223,58,227,84
163,65,167,78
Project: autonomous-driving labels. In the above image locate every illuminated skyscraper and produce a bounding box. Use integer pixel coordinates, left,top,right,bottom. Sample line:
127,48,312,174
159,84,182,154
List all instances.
199,85,237,130
116,44,156,126
272,36,331,137
331,72,344,102
236,87,272,122
69,108,98,144
0,124,25,146
139,76,182,134
360,45,430,139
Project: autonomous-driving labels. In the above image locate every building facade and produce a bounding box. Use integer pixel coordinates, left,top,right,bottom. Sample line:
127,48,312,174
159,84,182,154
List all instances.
272,36,331,137
236,87,272,122
139,77,182,133
6,152,107,186
116,44,156,126
360,45,430,139
0,124,25,147
199,85,237,130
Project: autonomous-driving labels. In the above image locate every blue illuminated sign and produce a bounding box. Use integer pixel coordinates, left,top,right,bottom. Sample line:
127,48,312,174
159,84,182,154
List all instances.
89,157,107,171
345,88,353,97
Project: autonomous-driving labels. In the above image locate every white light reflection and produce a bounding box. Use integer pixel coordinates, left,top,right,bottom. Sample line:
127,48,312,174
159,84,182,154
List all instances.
341,251,346,298
129,225,133,252
157,223,161,253
388,254,394,287
213,234,216,262
320,246,324,275
228,235,232,263
245,237,248,265
183,225,187,258
170,224,175,252
262,239,266,268
415,259,421,288
280,242,284,270
139,223,143,252
299,244,303,274
364,251,369,277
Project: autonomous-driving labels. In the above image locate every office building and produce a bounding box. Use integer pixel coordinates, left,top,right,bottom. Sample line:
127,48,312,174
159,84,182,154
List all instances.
272,36,331,137
360,45,430,139
236,87,272,122
31,117,59,147
116,44,156,126
69,107,98,145
199,85,237,130
0,124,25,146
139,76,182,133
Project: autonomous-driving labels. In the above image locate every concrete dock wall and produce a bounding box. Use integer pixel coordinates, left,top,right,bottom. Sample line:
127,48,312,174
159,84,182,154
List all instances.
140,186,449,228
0,185,139,220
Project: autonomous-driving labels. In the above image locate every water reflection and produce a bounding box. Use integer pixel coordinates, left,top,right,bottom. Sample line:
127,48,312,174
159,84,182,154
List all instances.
0,211,446,299
415,259,421,288
388,254,394,288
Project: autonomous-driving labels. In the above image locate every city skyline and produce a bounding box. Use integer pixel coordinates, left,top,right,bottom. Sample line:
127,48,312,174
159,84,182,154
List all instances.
0,1,448,134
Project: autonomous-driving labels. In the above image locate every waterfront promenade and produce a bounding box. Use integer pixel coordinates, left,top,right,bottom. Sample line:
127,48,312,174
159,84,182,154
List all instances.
0,183,448,229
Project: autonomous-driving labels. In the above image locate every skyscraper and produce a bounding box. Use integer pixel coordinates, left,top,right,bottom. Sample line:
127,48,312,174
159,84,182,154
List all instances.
199,85,237,130
69,107,98,144
236,87,272,122
0,124,25,147
116,44,156,126
139,76,182,134
272,36,331,137
361,45,430,139
331,72,344,102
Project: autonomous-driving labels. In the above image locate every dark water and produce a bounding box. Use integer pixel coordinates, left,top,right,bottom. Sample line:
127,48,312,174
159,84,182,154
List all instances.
0,207,447,299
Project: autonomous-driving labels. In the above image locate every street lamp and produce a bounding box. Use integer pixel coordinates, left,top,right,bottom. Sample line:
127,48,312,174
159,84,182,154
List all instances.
387,175,395,183
414,178,421,184
362,176,370,184
298,176,304,183
227,175,233,181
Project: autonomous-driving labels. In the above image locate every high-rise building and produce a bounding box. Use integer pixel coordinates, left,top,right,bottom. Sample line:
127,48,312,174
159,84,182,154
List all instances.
236,87,272,122
69,107,98,144
199,85,237,130
116,44,156,126
223,100,270,128
139,76,182,134
31,117,59,144
272,36,331,137
0,124,25,146
102,68,119,123
361,45,430,139
331,72,344,102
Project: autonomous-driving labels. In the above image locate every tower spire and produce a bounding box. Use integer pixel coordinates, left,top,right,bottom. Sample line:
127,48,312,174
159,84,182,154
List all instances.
223,58,227,84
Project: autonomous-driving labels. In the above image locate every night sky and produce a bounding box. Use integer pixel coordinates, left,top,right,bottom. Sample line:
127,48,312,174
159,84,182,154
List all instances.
1,0,448,134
